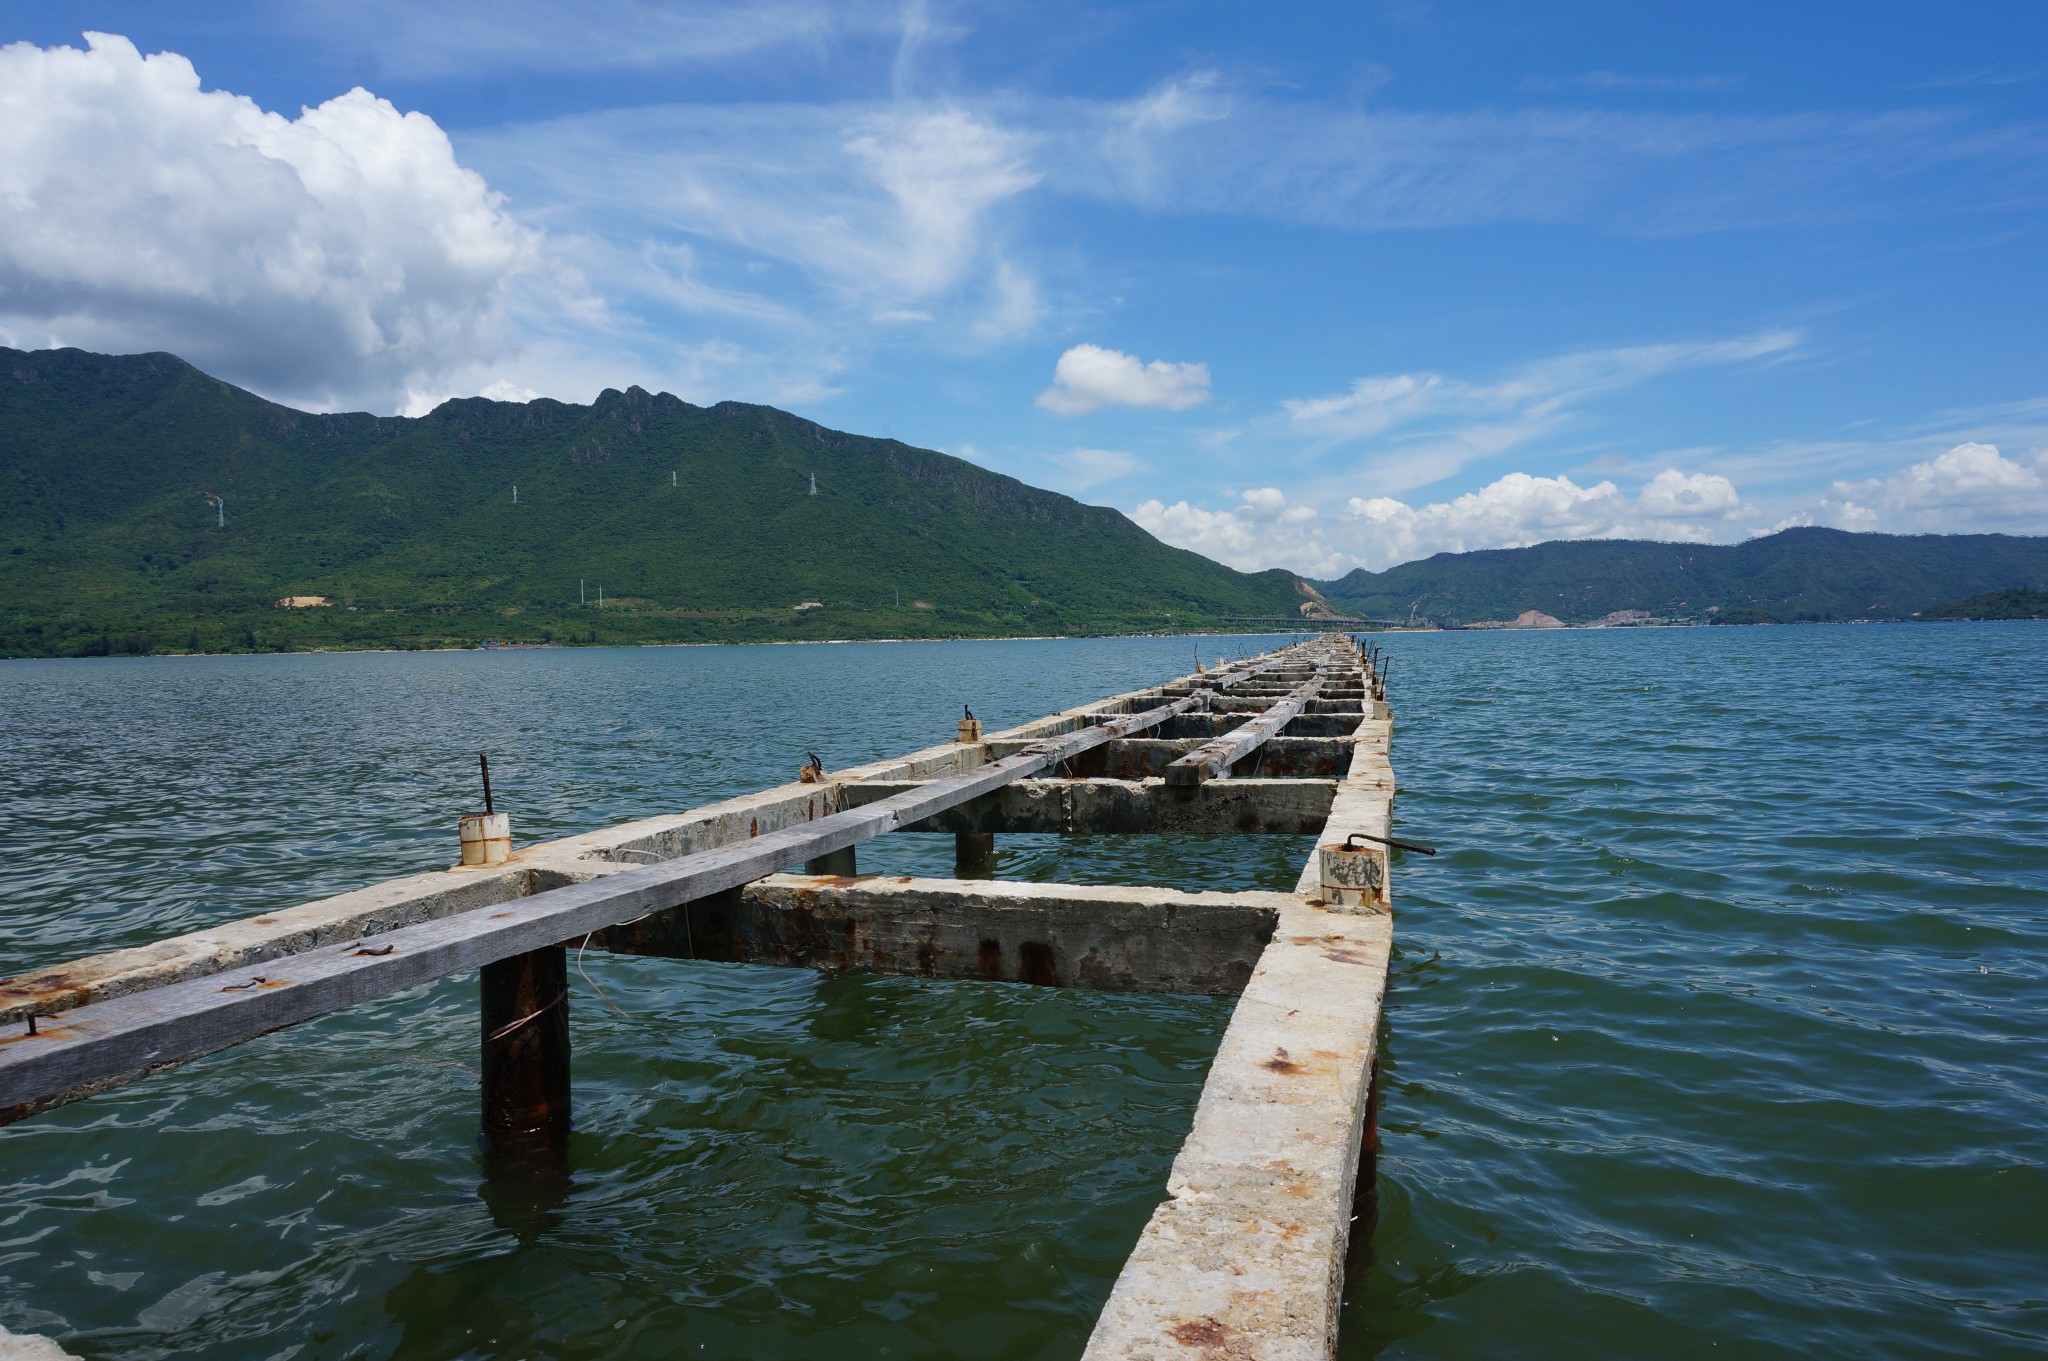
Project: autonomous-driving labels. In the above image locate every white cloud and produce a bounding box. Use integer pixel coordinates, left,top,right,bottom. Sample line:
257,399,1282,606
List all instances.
1049,447,1146,491
1132,468,1753,575
296,0,900,77
1519,72,1746,94
1637,467,1745,518
845,109,1042,298
462,101,1043,349
1045,76,2048,234
1037,343,1212,415
1280,331,1798,490
1130,486,1339,575
1343,469,1749,567
1816,442,2048,533
0,33,539,413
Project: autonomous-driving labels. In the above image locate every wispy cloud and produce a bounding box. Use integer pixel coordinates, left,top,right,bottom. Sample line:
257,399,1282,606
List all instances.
1039,75,2048,233
1279,330,1801,492
295,0,902,77
460,94,1061,373
1519,71,1746,94
1049,446,1146,491
1909,65,2046,91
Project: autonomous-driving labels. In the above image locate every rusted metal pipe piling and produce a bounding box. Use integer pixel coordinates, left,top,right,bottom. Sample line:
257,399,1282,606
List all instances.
479,945,571,1155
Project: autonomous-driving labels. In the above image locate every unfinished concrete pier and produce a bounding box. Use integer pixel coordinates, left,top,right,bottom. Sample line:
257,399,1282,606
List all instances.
0,636,1401,1358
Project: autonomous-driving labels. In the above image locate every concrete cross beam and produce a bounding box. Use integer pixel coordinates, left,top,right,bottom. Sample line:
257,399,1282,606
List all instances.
587,874,1294,995
837,778,1339,835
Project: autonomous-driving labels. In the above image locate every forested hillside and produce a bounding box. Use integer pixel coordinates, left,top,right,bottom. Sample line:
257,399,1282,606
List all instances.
0,348,1303,655
1312,529,2048,624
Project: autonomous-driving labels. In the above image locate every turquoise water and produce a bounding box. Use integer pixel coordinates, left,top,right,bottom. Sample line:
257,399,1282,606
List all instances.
1,626,2044,1357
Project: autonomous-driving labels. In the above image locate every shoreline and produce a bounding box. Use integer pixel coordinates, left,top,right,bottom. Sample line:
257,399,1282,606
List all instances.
4,615,2039,663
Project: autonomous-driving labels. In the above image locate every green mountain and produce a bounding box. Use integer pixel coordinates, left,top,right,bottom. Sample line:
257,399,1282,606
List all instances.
0,347,1305,656
1920,587,2048,621
1311,528,2048,625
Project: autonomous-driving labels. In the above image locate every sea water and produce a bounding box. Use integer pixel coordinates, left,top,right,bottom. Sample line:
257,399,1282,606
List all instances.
0,625,2042,1358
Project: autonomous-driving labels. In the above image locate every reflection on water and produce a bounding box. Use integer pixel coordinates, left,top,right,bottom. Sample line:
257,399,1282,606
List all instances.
3,626,2047,1359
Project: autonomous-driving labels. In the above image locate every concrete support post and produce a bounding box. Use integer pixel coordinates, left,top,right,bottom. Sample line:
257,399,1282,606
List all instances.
954,831,996,878
804,846,857,876
480,945,571,1154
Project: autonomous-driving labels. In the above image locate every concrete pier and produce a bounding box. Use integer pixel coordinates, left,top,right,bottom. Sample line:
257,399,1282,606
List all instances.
0,637,1403,1357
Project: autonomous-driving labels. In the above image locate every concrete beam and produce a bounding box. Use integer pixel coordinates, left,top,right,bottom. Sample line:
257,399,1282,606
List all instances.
1004,737,1356,780
1081,900,1392,1360
590,875,1290,995
1211,699,1363,720
836,778,1337,835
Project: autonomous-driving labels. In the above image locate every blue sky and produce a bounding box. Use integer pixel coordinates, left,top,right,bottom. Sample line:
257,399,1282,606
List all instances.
1,1,2044,575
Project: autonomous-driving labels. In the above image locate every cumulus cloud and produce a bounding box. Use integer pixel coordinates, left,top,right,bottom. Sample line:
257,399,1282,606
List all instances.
1130,486,1334,573
0,34,541,413
1637,468,1745,518
1037,343,1211,415
1816,442,2048,532
1132,468,1752,574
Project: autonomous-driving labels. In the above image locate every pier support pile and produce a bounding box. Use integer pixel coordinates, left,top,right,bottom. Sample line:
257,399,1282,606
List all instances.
0,636,1402,1358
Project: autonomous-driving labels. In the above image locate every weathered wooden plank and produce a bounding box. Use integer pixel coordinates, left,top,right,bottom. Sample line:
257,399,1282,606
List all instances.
0,684,1232,1125
1164,669,1329,787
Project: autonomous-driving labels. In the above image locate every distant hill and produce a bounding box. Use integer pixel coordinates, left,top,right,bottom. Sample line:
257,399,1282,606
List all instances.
1311,529,2048,625
0,348,1304,656
1920,587,2048,621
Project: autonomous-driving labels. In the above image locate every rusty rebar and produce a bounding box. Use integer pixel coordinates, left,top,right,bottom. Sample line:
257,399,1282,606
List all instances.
1342,830,1436,856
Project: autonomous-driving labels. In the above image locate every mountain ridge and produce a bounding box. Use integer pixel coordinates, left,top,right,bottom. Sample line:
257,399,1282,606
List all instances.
0,346,1304,655
1307,529,2048,624
4,346,2045,656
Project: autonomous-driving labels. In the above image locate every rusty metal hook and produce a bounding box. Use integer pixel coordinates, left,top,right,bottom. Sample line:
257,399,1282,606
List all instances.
1342,831,1437,856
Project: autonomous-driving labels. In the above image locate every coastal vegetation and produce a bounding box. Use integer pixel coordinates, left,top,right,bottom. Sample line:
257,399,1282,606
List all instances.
1919,587,2048,620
